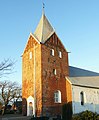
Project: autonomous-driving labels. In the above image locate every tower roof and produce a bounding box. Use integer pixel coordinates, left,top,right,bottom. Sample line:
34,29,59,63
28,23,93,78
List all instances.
34,13,55,43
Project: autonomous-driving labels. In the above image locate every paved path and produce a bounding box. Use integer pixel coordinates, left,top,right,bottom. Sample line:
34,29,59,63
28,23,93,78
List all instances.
0,114,31,120
2,118,8,120
1,116,31,120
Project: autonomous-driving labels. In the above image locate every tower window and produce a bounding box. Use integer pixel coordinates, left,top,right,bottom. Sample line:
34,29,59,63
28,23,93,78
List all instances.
59,51,62,58
50,49,54,56
53,69,56,75
54,90,61,103
29,52,32,59
80,91,85,105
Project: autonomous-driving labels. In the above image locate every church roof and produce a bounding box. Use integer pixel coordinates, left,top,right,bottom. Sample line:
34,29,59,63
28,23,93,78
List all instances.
34,12,55,43
67,76,99,88
69,66,99,77
68,66,99,88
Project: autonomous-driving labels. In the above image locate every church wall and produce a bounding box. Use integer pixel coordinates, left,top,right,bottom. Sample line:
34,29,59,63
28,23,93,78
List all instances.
22,35,42,116
72,85,99,114
66,79,72,103
41,33,69,116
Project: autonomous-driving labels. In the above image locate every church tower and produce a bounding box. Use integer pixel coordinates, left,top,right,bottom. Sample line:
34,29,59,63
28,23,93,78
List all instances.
22,11,69,117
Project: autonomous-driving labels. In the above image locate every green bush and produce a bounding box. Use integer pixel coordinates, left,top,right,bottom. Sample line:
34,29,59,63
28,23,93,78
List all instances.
72,115,80,120
72,110,99,120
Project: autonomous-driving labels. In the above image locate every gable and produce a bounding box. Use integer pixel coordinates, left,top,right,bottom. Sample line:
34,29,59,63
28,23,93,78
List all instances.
44,32,68,53
22,33,40,55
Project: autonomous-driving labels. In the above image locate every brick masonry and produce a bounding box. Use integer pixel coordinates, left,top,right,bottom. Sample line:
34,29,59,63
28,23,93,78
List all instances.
22,33,71,116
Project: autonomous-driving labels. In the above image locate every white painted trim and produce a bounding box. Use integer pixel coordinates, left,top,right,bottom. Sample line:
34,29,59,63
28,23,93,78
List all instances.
30,33,40,44
65,77,72,85
54,90,62,103
83,91,86,103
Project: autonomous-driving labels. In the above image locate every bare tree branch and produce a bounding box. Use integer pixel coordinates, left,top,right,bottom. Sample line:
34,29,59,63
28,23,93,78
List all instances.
0,59,20,114
0,59,16,78
0,81,22,111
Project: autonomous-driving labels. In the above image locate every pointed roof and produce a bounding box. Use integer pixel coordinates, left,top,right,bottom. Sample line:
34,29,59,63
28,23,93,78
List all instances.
34,12,55,43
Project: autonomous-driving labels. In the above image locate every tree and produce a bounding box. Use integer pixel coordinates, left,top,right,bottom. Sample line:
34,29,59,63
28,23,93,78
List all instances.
0,81,22,113
0,59,22,114
0,59,15,78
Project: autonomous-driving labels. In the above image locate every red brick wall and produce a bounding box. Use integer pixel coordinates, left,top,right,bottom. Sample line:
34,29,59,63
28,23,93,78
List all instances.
41,33,69,116
22,35,42,116
22,33,69,116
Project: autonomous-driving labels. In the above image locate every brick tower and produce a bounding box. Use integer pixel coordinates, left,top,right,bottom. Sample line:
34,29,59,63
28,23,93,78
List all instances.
22,11,69,117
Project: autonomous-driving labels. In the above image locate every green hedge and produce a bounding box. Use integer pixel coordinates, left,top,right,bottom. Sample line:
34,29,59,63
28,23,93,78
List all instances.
72,110,99,120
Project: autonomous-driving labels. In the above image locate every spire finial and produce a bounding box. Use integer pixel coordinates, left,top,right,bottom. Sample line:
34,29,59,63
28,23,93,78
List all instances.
42,2,45,14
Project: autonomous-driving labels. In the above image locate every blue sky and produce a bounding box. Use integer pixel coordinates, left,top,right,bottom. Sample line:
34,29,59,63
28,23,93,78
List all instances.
0,0,99,84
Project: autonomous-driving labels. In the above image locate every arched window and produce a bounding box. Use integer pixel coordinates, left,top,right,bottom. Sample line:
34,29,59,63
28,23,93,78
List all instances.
53,69,56,75
29,51,32,59
50,49,54,56
80,91,84,105
59,51,62,58
54,90,61,103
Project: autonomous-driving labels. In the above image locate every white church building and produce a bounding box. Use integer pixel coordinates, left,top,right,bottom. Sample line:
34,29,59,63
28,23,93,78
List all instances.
66,66,99,114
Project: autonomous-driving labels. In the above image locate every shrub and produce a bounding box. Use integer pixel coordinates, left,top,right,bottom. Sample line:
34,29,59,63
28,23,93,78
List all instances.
72,110,99,120
72,115,80,120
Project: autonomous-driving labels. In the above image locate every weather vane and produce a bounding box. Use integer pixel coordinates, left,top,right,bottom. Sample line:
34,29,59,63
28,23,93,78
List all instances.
42,1,45,14
43,2,45,9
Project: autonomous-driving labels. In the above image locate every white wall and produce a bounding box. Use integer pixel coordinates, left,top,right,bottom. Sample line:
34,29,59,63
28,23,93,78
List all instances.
72,85,99,114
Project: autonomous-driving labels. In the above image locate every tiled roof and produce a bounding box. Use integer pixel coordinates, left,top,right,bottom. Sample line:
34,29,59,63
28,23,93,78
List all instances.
69,66,99,77
68,66,99,88
67,76,99,88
